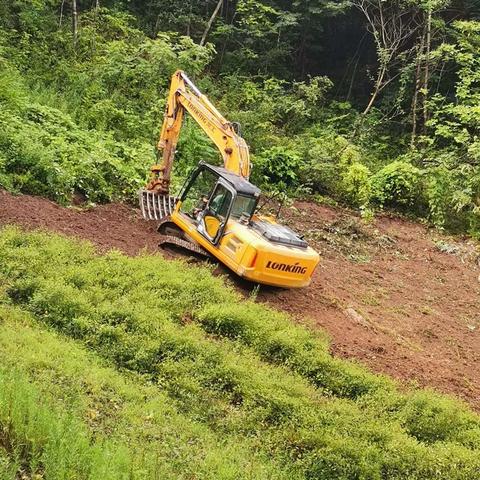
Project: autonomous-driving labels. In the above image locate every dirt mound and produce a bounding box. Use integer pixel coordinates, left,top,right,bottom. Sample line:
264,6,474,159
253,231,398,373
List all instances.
1,190,479,409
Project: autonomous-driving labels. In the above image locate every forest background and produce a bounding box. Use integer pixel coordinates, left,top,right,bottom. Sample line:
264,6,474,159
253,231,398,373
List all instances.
0,0,479,234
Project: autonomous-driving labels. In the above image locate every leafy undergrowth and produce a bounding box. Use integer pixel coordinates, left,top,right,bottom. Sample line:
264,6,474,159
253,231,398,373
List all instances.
0,227,479,479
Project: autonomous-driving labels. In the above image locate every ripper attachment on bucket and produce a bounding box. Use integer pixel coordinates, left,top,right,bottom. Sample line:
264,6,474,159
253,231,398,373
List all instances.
139,190,176,221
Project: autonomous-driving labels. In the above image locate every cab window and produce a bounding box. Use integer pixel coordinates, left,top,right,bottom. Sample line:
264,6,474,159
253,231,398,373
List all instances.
180,168,218,217
209,184,232,219
231,195,257,219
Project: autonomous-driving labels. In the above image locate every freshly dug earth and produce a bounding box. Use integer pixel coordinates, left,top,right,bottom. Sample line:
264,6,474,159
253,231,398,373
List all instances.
262,202,480,410
1,190,479,409
0,190,160,255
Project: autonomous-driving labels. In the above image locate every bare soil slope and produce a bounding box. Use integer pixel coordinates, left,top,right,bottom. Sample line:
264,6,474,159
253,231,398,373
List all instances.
1,190,479,409
0,190,159,255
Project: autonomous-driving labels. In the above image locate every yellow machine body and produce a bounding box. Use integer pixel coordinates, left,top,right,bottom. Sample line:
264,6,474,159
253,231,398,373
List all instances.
171,206,319,287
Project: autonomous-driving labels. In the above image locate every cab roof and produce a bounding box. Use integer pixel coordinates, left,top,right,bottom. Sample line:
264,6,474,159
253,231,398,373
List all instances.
203,162,261,197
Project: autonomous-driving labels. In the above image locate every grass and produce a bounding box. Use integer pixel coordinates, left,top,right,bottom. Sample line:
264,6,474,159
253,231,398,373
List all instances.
0,366,132,479
0,306,286,479
0,226,479,479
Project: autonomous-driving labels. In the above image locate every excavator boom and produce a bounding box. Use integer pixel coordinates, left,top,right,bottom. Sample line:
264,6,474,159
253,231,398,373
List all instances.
146,70,250,197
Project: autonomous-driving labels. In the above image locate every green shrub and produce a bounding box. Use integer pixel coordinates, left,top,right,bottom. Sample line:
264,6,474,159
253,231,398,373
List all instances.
398,391,480,444
0,10,215,204
196,303,390,399
0,93,151,202
253,146,302,189
299,132,372,205
372,160,422,208
341,162,372,207
424,165,455,228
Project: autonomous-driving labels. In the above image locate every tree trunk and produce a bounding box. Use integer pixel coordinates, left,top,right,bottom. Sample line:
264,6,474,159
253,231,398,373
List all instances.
422,7,432,131
72,0,78,49
92,0,100,52
200,0,223,46
59,0,66,26
347,54,360,102
216,0,233,71
411,33,425,149
363,63,387,115
186,1,192,36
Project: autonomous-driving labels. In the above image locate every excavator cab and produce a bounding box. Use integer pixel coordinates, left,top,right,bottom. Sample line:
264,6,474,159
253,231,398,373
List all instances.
178,162,259,245
165,161,319,287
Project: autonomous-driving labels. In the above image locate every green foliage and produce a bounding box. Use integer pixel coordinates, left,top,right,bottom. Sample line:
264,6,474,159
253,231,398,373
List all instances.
295,130,375,207
424,165,451,228
0,227,480,478
174,119,221,180
253,146,302,190
0,368,132,479
215,74,332,152
341,162,373,207
0,305,283,479
196,303,389,398
1,0,480,233
0,85,150,203
418,20,480,231
372,160,421,208
0,9,215,203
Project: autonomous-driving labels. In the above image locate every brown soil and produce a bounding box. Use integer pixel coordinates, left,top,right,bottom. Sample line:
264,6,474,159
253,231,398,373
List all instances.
1,190,479,409
0,190,160,256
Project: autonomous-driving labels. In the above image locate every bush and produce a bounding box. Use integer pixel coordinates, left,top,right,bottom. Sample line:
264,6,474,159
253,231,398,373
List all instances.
341,162,372,207
0,10,215,204
253,146,302,189
196,303,390,399
0,76,151,203
372,160,421,208
424,165,455,228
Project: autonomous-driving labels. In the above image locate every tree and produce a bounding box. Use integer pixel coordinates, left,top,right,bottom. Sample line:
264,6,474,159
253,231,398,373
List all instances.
72,0,78,48
410,0,450,147
352,0,421,115
200,0,223,46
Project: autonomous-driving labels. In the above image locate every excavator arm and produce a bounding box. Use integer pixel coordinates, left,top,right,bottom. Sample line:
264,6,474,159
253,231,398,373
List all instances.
147,70,251,194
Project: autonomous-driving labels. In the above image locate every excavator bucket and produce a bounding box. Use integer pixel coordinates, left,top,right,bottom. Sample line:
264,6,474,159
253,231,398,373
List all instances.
139,190,176,221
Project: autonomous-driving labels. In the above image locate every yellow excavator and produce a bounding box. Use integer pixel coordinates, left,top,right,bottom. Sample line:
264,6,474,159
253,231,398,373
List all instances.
139,70,319,288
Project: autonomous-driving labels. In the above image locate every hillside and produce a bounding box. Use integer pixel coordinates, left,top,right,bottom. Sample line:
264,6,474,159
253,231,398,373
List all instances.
1,1,480,477
0,219,480,479
1,2,480,236
2,189,479,412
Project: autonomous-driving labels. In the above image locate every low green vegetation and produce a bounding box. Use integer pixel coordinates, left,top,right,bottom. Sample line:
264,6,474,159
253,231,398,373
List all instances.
0,226,479,479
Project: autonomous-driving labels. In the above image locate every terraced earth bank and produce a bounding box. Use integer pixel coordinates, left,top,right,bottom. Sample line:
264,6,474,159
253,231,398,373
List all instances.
1,189,479,410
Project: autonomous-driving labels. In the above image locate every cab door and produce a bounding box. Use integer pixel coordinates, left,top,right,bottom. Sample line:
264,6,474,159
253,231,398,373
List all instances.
197,180,235,245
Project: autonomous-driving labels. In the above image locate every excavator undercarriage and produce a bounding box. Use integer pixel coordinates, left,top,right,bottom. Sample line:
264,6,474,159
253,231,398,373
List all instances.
156,217,210,257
